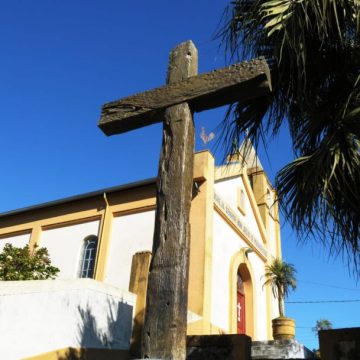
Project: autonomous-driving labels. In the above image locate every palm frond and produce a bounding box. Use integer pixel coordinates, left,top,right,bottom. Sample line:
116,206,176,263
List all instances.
217,0,360,274
276,101,360,271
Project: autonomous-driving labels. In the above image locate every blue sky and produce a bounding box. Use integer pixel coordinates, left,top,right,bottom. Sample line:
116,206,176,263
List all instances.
0,1,359,350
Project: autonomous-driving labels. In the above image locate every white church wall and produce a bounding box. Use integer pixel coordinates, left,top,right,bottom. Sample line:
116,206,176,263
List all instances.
40,220,100,279
0,232,30,251
215,177,245,213
0,279,136,359
211,212,252,330
211,211,269,340
105,210,155,289
215,177,263,243
248,252,268,340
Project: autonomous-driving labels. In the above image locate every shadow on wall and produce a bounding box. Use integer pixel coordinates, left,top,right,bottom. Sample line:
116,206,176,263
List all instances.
58,299,133,360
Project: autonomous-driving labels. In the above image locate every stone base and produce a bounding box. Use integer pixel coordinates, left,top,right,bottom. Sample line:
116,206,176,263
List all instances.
252,340,315,359
187,334,252,359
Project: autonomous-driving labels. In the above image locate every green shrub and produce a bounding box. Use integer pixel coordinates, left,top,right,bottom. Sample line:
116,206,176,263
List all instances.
0,243,59,280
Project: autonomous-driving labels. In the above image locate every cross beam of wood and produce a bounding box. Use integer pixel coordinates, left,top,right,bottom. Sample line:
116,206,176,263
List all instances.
98,58,271,136
98,41,271,360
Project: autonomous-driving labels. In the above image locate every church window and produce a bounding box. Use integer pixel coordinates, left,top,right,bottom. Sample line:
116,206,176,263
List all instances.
79,235,98,278
237,188,246,215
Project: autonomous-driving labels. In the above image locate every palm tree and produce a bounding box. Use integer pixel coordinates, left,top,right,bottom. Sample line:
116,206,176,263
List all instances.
263,258,297,317
218,0,360,274
313,319,333,334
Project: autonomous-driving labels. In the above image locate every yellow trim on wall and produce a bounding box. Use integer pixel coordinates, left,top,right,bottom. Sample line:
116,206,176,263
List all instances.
29,226,42,251
241,168,269,244
273,200,282,259
112,205,156,218
188,150,215,335
41,216,102,231
215,162,242,181
187,319,225,335
0,229,31,240
94,193,113,281
0,186,157,246
129,251,152,357
0,209,103,238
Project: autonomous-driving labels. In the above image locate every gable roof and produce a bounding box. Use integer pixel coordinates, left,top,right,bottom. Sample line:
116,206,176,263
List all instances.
228,139,263,170
216,139,263,181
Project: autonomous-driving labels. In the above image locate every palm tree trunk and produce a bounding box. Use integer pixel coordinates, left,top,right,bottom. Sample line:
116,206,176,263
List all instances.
278,297,284,317
278,286,284,317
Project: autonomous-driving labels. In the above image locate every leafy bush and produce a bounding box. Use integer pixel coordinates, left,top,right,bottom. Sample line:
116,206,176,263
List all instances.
0,243,59,280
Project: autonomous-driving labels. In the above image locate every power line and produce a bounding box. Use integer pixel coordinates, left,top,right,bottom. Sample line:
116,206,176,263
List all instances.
286,299,360,304
298,279,360,292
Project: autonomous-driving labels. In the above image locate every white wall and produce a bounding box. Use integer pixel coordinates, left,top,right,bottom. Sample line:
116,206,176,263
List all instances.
215,177,263,243
40,220,100,279
211,212,267,340
215,177,245,214
0,233,30,251
248,252,268,340
211,212,246,330
0,279,136,360
105,210,155,289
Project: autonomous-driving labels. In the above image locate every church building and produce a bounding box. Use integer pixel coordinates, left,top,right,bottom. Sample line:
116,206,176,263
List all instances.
0,146,281,345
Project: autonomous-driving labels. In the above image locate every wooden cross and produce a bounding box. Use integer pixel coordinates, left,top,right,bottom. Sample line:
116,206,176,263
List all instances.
98,41,271,360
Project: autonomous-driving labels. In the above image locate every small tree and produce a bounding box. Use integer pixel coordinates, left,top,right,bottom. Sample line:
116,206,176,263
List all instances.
0,243,59,280
313,319,332,357
313,319,333,334
263,258,297,317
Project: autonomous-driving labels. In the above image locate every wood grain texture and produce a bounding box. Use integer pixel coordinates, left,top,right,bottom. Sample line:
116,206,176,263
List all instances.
141,41,197,360
98,58,271,135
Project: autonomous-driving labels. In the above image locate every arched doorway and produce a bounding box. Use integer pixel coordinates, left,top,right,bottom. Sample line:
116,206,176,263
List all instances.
229,253,255,337
237,271,246,334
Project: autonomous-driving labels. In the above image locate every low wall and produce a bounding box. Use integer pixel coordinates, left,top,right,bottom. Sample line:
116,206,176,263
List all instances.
187,334,252,359
319,327,360,360
0,279,136,359
252,340,314,359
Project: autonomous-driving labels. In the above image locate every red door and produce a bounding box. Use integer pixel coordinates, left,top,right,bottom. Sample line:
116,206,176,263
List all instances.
237,273,246,334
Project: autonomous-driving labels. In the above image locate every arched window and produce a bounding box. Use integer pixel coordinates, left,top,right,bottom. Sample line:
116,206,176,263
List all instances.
79,235,98,278
237,188,246,214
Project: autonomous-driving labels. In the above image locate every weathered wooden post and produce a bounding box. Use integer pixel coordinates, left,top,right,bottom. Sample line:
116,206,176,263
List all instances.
98,40,271,360
140,41,197,359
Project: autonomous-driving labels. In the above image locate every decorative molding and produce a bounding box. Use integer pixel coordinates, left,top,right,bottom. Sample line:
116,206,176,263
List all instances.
214,192,267,259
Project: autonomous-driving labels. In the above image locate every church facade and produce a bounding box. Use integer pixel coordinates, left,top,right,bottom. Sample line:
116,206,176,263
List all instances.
0,149,281,341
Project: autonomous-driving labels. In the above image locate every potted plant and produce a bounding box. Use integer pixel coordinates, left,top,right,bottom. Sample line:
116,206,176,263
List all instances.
263,258,297,340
